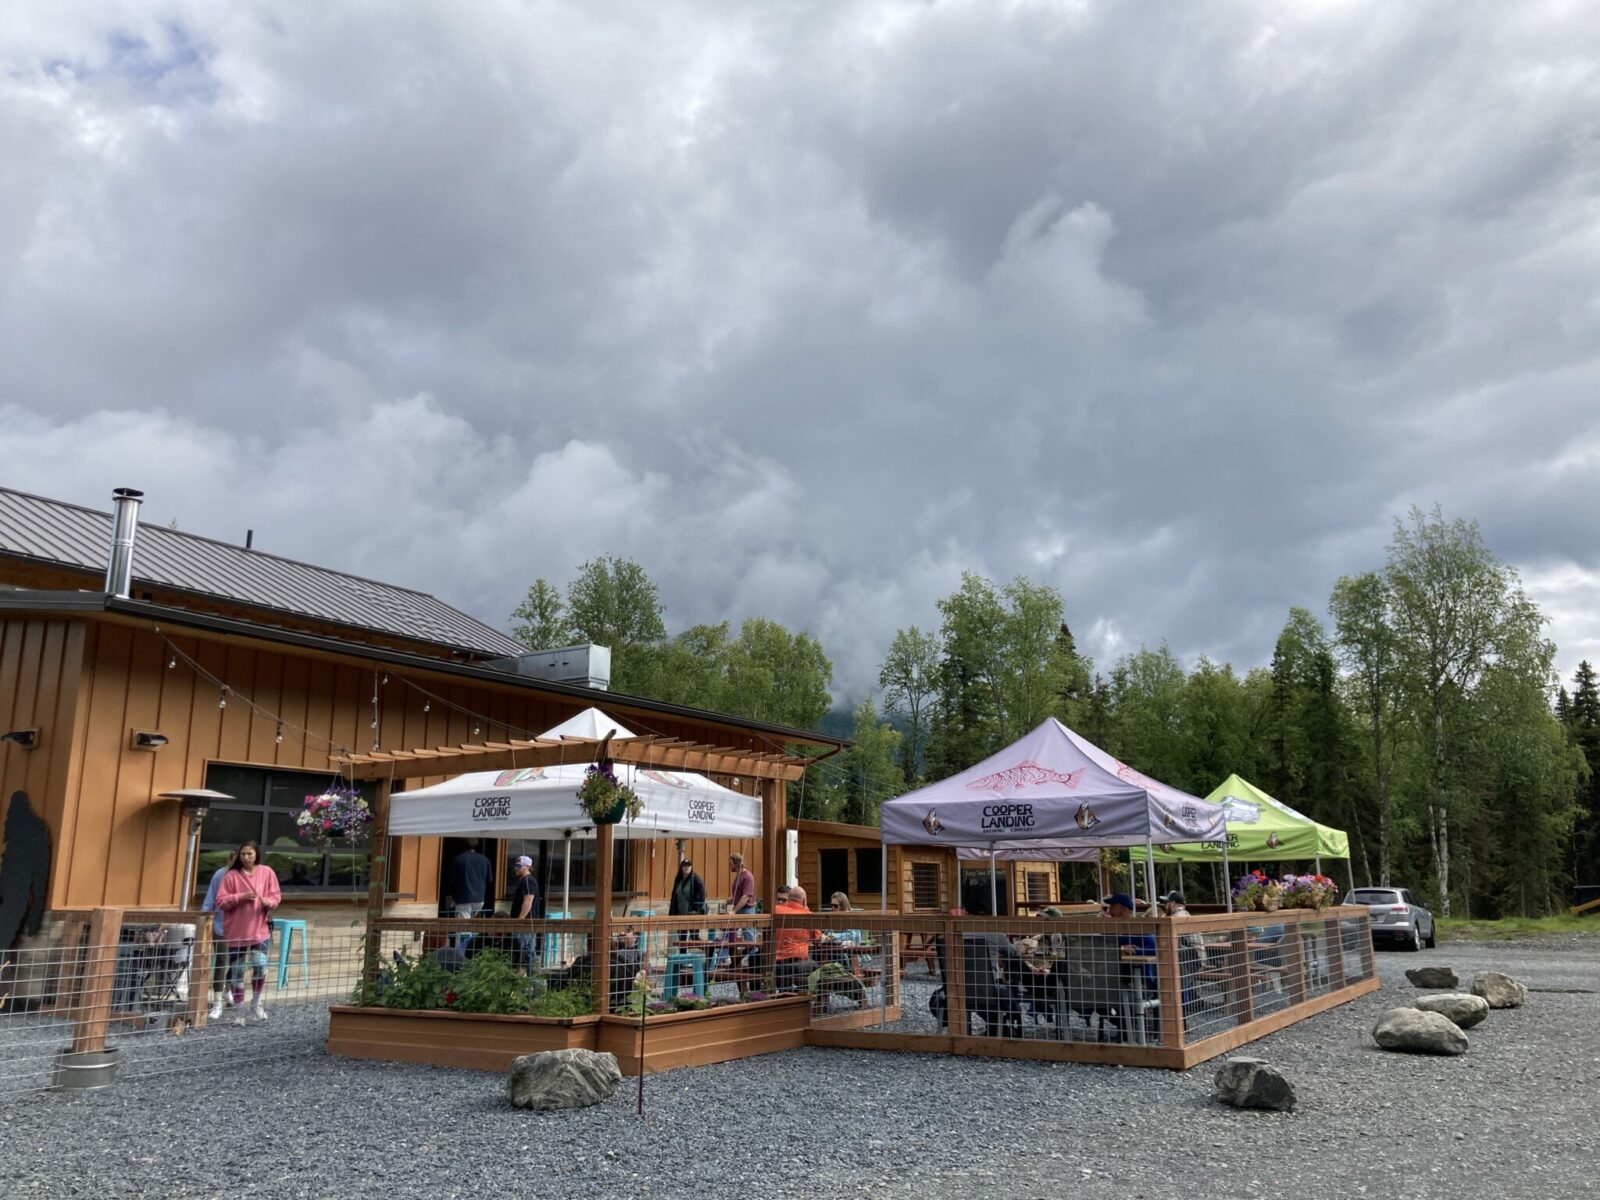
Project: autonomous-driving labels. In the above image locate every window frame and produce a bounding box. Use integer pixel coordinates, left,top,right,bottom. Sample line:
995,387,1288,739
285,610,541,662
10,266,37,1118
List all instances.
198,763,378,894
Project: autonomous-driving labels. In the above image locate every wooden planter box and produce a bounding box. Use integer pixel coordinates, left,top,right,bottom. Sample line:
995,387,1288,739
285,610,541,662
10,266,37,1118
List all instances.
597,995,812,1075
326,1005,600,1071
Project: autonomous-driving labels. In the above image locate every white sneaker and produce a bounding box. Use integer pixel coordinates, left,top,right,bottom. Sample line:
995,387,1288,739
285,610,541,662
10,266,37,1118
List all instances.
207,1000,223,1020
252,1001,268,1023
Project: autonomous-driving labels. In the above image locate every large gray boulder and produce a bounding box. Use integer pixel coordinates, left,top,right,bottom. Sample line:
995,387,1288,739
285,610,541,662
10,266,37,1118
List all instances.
1412,993,1489,1029
1215,1057,1297,1112
1470,971,1528,1009
1373,1007,1468,1055
508,1048,622,1111
1405,966,1459,989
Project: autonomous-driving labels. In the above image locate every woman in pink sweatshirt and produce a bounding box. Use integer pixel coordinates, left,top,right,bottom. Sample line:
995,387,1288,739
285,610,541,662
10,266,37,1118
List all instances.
215,841,281,1025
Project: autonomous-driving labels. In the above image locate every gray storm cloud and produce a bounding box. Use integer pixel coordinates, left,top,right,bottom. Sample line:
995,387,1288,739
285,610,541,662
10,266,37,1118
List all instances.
2,1,1597,696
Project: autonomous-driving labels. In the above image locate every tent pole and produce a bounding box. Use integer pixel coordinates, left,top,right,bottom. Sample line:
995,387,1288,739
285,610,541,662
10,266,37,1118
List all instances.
1177,862,1185,898
1315,853,1322,875
1127,849,1136,909
988,847,998,917
1222,838,1233,913
1144,838,1157,910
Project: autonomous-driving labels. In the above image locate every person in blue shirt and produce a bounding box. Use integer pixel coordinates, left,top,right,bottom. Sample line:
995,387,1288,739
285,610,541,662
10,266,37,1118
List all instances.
199,864,230,1020
1105,893,1158,989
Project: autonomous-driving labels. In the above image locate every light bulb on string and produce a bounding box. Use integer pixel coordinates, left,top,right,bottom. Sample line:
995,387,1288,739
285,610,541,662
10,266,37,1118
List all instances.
275,721,284,744
381,671,389,686
423,701,431,714
473,723,480,737
218,688,228,710
167,654,176,669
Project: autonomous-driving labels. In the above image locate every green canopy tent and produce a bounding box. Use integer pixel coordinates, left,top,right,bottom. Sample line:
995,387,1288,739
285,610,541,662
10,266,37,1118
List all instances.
1132,773,1352,890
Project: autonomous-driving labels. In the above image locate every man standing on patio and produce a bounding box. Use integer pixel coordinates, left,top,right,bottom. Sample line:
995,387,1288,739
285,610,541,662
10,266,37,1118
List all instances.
511,854,541,971
447,840,491,949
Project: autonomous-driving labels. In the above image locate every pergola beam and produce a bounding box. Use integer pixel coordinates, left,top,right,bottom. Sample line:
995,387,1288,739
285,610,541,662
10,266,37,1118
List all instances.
331,731,810,782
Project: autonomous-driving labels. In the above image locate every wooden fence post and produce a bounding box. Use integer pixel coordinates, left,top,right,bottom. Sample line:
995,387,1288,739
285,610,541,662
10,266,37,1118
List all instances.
1155,921,1183,1048
942,919,965,1039
70,907,123,1054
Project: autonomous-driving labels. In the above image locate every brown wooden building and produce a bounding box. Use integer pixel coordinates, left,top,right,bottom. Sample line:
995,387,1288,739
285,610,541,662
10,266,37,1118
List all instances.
794,819,1063,915
0,487,843,935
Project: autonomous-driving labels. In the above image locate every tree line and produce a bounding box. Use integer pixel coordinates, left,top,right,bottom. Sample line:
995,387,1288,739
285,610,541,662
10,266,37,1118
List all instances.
511,508,1597,918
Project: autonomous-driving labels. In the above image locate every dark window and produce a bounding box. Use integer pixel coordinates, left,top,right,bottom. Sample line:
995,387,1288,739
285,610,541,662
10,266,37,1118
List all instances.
910,862,941,911
504,837,628,915
199,765,377,893
854,847,884,894
1346,889,1401,905
818,849,850,904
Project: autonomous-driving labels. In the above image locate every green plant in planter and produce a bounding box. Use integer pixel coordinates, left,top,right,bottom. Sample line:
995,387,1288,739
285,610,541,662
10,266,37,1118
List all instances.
370,949,452,1011
450,950,538,1015
528,985,597,1018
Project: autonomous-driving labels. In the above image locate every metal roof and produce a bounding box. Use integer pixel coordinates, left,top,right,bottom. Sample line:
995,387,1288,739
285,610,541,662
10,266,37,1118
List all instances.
0,487,527,658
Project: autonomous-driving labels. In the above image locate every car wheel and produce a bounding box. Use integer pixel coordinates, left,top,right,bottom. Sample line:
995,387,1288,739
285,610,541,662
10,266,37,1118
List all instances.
1408,926,1423,952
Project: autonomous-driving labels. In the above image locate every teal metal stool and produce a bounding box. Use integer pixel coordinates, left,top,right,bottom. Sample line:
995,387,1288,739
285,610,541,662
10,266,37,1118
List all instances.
542,912,568,967
628,907,656,917
273,919,310,989
663,952,706,999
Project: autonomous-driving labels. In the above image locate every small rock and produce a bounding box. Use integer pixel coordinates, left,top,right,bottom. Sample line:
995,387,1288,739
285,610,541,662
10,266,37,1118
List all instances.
1405,966,1460,989
1411,993,1490,1029
507,1048,623,1111
1215,1057,1297,1111
1373,1007,1468,1055
1470,971,1528,1009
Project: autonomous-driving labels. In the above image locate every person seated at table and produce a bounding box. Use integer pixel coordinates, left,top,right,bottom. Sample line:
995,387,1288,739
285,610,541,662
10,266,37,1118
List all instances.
1105,893,1158,990
774,884,820,992
821,891,867,947
543,931,642,1010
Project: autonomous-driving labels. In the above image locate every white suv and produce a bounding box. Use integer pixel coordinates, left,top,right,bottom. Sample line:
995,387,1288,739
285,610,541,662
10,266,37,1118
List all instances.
1344,887,1436,951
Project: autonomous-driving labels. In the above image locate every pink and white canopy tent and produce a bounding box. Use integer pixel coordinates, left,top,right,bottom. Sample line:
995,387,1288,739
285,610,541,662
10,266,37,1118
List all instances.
880,718,1231,911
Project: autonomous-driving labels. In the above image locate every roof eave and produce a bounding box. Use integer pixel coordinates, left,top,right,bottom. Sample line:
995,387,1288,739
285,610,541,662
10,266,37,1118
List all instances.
0,590,848,750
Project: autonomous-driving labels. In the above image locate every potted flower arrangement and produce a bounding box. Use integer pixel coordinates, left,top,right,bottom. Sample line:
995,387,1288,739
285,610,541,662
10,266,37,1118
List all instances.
297,786,373,849
1232,869,1284,912
1280,872,1339,910
576,762,643,825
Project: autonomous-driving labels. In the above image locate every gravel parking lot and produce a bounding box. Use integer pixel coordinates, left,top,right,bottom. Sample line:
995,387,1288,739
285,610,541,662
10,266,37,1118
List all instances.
5,934,1597,1200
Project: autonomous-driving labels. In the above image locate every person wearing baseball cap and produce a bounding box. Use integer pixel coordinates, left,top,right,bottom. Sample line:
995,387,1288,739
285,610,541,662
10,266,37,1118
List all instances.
511,854,541,971
1159,892,1191,917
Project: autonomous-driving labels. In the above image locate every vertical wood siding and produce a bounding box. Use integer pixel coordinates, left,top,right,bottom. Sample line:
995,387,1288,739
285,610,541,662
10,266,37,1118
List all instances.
7,617,798,911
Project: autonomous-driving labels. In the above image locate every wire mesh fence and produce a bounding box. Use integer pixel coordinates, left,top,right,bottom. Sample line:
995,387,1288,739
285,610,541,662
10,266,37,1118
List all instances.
0,907,369,1097
779,907,1378,1060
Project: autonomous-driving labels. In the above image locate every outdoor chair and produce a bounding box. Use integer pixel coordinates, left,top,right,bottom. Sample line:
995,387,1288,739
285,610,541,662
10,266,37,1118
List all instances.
1056,935,1136,1043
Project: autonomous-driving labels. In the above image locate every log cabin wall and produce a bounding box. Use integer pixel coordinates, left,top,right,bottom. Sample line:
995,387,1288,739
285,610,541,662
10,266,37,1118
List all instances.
2,613,798,913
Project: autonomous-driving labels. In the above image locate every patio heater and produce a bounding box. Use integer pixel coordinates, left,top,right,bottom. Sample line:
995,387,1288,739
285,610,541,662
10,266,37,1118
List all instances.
160,788,234,907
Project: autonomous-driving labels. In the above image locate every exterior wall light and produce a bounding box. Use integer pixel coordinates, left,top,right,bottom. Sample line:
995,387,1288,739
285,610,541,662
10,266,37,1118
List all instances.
131,730,170,750
1,728,39,749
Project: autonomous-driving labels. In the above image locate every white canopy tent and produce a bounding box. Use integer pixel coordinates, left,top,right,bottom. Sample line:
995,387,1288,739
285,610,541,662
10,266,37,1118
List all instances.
882,718,1232,912
389,708,762,914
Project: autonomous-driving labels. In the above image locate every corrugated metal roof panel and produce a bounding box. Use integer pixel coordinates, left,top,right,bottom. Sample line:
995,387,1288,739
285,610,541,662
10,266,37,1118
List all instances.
0,487,527,658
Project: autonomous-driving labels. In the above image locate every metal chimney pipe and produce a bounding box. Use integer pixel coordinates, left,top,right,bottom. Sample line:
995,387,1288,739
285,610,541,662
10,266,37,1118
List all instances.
104,487,144,598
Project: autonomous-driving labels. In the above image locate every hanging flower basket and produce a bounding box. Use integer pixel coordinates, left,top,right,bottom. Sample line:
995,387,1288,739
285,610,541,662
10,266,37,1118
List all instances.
576,763,642,825
1231,870,1284,913
297,787,373,850
1280,873,1339,911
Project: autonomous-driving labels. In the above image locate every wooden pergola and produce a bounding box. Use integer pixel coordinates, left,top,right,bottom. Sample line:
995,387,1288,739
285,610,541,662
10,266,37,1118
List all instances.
332,731,825,1008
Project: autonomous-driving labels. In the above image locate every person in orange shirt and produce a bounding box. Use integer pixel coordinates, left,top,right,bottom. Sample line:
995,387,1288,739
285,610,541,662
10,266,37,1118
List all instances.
773,884,819,992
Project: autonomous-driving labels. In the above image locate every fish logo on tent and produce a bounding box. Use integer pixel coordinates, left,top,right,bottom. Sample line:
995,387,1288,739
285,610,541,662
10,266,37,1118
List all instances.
1075,802,1101,830
493,768,546,786
922,809,944,835
966,760,1084,791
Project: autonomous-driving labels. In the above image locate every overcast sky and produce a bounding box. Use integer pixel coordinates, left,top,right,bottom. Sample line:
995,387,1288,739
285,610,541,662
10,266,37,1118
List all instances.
3,2,1597,703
